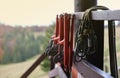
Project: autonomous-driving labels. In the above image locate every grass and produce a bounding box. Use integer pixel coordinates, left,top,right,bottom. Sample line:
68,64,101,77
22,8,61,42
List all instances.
0,55,48,78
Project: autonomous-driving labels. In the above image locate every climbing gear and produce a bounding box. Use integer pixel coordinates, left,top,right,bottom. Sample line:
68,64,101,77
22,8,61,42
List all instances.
74,6,108,62
63,14,75,72
74,6,118,78
53,14,64,63
53,14,75,71
51,14,75,78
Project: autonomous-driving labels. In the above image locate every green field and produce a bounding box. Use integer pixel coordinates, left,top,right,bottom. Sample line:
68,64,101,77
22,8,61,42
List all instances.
0,55,48,78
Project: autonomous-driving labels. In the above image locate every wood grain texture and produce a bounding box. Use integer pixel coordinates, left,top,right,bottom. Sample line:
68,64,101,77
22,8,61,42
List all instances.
75,10,120,20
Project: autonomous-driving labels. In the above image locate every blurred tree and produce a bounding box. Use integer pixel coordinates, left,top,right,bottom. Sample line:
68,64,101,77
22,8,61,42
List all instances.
1,27,46,64
41,23,55,72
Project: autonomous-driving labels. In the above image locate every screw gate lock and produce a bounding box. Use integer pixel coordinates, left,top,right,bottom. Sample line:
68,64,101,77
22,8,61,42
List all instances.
74,6,118,65
48,44,59,56
74,7,101,62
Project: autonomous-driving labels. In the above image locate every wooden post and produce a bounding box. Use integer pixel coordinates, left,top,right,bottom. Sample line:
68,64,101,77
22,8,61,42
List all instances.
74,0,97,12
74,0,104,70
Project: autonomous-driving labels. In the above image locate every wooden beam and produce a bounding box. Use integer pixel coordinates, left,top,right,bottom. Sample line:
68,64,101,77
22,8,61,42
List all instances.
75,10,120,20
74,0,97,12
74,60,113,78
49,64,67,78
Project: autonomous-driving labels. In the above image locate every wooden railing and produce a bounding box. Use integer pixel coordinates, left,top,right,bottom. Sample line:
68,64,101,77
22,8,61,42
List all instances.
75,10,120,20
49,9,120,78
74,9,119,78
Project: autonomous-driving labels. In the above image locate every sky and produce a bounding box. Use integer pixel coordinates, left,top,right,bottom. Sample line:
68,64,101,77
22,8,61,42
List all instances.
0,0,119,26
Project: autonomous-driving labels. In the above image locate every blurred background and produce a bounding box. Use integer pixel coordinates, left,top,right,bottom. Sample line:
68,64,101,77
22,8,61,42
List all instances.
0,0,120,78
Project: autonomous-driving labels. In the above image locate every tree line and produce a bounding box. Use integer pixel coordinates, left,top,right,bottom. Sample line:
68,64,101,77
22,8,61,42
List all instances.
0,26,48,64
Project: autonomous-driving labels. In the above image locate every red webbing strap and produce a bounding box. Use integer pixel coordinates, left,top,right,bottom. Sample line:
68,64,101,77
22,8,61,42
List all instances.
55,15,59,38
53,15,59,44
51,14,75,77
59,15,64,42
53,14,64,44
58,15,64,58
68,15,75,71
64,14,71,68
